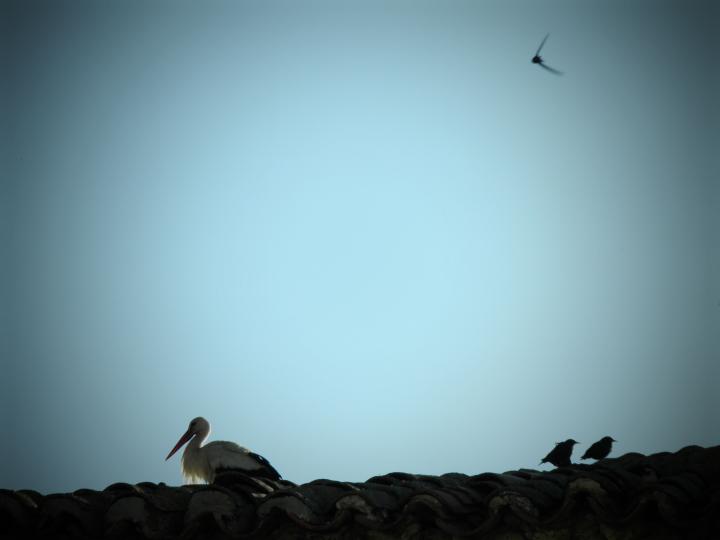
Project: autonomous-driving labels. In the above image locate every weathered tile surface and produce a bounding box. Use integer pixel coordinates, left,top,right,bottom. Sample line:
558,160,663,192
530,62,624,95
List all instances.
2,445,719,539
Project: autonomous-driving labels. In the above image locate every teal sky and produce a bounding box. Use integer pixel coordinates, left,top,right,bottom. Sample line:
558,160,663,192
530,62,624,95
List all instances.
2,0,718,493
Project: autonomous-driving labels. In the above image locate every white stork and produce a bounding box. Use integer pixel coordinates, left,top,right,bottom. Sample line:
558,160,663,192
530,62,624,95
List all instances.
165,417,281,483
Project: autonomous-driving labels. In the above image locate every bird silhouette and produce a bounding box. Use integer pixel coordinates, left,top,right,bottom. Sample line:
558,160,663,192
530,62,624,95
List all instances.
581,436,616,461
540,439,579,467
532,34,563,75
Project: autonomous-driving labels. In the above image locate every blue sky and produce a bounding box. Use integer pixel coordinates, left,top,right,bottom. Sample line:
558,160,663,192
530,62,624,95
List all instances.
2,0,718,492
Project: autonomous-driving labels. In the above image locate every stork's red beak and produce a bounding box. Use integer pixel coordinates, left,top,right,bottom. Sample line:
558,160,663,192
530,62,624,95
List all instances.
165,429,193,460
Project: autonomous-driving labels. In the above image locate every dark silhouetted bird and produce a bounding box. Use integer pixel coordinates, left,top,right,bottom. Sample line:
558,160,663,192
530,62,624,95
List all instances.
581,436,616,461
540,439,579,467
531,34,563,75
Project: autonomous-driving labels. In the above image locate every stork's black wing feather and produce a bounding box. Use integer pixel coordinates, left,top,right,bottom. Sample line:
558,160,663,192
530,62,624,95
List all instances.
248,451,282,480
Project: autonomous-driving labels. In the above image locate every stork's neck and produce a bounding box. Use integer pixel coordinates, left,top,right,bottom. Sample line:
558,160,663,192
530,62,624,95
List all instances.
184,429,208,455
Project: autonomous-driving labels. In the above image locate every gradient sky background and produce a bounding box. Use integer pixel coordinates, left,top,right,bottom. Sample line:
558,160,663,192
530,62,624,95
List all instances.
2,0,718,493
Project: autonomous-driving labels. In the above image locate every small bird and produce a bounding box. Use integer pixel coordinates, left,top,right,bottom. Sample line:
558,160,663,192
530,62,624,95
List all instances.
581,436,616,461
531,34,563,75
540,439,579,467
165,417,281,483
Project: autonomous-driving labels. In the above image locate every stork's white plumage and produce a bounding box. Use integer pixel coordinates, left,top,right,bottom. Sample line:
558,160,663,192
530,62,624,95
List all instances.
165,417,281,484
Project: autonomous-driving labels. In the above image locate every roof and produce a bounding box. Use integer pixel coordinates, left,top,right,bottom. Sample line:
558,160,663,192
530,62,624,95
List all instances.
2,444,719,539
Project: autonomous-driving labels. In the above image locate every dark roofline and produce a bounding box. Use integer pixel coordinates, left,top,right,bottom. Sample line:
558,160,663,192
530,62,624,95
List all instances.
2,445,719,539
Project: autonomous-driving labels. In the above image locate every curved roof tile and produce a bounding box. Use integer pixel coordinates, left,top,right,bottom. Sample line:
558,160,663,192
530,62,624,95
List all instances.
2,445,719,539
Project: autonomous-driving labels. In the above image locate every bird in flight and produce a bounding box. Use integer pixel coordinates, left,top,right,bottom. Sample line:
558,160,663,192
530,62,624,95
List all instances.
532,34,563,75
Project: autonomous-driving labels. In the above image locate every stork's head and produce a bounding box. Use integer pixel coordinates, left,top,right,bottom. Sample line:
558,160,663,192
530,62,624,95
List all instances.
187,417,210,436
165,417,211,460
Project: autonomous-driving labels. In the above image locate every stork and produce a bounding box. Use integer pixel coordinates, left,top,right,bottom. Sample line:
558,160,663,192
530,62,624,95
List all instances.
165,417,281,483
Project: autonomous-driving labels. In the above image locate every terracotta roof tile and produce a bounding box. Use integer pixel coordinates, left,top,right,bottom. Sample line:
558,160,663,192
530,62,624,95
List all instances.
2,444,720,539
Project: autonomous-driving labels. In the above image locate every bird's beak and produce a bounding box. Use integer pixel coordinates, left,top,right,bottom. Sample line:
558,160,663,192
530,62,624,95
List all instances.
165,429,193,460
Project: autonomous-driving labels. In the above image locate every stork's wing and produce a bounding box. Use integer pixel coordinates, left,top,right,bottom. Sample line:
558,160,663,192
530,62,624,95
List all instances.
247,451,282,480
204,441,282,480
535,33,549,56
539,62,563,75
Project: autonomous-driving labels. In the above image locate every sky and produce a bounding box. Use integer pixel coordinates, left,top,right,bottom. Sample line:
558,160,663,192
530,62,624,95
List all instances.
1,0,718,493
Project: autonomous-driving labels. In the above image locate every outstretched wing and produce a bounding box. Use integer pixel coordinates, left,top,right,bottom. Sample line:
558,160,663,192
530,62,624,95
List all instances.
535,33,549,56
539,62,563,75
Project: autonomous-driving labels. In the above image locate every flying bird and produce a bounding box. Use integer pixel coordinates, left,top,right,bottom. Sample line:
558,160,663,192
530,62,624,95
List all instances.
531,34,563,75
540,439,579,467
581,436,616,461
165,417,281,483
